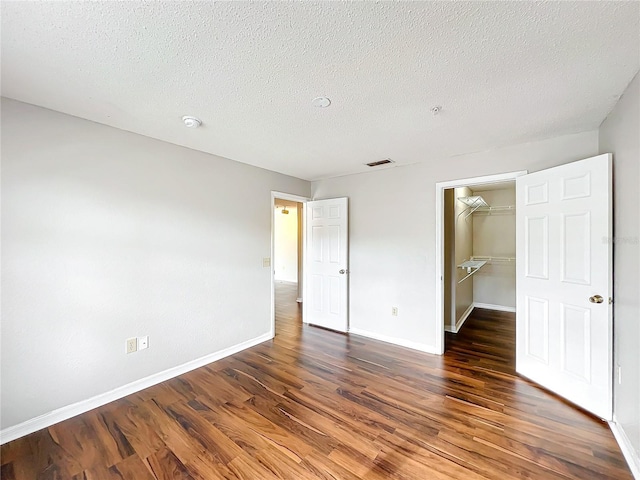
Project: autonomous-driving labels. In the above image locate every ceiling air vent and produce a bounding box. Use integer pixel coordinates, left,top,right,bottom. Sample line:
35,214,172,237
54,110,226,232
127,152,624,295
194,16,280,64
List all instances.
365,159,395,167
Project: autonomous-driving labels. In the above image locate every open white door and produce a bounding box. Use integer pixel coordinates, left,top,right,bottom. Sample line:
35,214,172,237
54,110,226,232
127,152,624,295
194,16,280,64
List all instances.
304,198,349,332
516,154,612,420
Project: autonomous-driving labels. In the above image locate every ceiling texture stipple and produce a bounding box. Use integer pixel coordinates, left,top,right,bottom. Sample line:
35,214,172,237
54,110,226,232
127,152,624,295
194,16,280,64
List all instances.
1,1,638,181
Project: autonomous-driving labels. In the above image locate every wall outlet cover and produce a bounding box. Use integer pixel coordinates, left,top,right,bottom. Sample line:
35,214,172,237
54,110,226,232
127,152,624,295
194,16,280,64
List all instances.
126,337,137,354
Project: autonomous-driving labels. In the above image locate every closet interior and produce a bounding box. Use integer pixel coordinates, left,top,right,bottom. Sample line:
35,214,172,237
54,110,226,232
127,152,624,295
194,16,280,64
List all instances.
443,181,516,335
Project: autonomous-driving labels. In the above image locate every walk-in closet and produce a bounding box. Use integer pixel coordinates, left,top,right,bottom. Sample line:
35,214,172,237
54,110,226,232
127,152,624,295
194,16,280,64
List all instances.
443,182,516,335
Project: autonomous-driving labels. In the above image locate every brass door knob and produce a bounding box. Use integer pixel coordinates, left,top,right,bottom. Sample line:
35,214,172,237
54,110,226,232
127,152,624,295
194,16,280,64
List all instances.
589,295,604,304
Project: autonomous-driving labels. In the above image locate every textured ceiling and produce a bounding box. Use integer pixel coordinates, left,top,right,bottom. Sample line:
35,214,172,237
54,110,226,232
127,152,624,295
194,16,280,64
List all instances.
2,1,638,181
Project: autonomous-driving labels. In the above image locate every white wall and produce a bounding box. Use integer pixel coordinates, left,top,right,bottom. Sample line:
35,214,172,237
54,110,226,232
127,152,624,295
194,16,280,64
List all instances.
312,130,599,352
454,187,474,327
0,98,310,431
472,186,516,308
274,204,298,282
599,72,640,471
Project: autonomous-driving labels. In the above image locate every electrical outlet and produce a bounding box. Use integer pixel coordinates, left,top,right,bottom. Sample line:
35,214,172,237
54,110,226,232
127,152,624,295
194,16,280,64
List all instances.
392,307,398,316
263,257,271,267
126,337,137,354
138,336,149,350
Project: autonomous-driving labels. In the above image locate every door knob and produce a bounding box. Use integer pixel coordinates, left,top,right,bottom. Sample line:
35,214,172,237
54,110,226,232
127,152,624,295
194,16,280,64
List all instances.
339,269,348,274
589,295,604,304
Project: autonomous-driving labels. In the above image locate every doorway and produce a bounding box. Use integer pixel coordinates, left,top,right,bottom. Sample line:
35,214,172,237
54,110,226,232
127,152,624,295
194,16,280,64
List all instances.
271,192,307,337
444,182,516,336
435,155,613,420
442,180,518,373
435,171,526,354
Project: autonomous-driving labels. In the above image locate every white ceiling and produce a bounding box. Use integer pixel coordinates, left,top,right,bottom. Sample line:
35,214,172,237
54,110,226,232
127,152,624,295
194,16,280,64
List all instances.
2,2,638,181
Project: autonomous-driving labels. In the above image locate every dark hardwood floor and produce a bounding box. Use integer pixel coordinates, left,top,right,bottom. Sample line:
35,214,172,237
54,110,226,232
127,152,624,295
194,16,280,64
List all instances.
1,282,631,479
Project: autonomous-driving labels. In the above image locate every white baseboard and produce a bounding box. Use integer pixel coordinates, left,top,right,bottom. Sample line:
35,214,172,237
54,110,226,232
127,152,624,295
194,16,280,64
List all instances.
0,332,273,445
455,304,475,332
349,327,438,354
445,303,516,334
609,421,640,479
473,302,516,313
445,304,475,334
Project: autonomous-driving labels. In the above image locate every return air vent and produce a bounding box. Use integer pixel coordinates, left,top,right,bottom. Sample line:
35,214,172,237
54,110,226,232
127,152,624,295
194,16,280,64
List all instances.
365,159,395,167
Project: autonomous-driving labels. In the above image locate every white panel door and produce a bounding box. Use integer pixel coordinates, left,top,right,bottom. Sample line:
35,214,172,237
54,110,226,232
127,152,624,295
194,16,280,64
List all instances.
304,198,349,332
516,154,612,420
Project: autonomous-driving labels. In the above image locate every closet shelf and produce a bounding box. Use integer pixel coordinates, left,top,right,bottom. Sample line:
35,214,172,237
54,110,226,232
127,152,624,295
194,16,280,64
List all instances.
457,257,515,283
457,196,488,208
457,196,488,219
457,259,487,283
472,205,515,215
457,195,515,219
471,255,516,262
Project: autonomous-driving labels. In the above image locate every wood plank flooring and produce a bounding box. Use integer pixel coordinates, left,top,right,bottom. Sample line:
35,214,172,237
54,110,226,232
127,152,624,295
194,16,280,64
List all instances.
1,282,631,479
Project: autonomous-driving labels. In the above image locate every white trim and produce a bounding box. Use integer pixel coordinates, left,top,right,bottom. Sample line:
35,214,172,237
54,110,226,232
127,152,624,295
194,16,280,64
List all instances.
472,302,516,313
609,421,640,479
445,304,474,333
271,191,309,338
0,332,272,445
445,303,516,333
435,170,526,355
272,191,310,203
349,327,439,354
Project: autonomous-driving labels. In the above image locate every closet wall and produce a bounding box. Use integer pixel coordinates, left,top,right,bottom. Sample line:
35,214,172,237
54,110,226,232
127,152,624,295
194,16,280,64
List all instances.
454,186,474,329
472,186,516,309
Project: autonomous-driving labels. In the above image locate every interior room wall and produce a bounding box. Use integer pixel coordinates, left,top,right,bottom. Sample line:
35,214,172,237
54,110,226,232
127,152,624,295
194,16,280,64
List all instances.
453,187,474,329
599,72,640,471
312,130,599,352
0,98,311,432
274,203,298,283
472,185,516,309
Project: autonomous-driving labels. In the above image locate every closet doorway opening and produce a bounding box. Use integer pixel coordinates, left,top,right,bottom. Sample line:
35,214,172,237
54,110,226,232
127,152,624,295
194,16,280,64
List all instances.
271,193,307,337
435,171,526,359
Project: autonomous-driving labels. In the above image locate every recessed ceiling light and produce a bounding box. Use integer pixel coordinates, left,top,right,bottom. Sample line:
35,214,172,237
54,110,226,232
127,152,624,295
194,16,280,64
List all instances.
182,116,202,128
312,97,331,108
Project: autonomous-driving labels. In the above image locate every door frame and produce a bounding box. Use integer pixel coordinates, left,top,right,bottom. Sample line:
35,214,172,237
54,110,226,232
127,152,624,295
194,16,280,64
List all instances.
270,191,310,338
434,171,527,354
